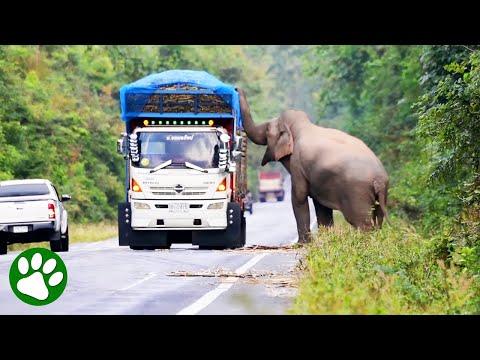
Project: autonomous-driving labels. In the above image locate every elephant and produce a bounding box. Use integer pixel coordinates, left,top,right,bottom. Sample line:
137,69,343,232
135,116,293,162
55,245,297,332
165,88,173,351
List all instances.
238,89,390,243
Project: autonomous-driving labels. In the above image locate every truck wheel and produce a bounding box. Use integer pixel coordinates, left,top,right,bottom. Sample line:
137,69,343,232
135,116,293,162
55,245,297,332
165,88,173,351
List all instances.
0,240,7,255
239,214,246,247
229,212,246,249
50,229,69,252
277,196,284,201
144,244,171,250
198,245,226,250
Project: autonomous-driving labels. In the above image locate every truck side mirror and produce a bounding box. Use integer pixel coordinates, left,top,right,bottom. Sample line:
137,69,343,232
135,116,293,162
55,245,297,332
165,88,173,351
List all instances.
234,136,244,152
117,133,128,158
61,194,72,202
231,136,244,161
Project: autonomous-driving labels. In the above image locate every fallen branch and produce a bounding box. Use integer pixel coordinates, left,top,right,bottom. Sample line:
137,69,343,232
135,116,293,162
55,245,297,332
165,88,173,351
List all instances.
227,244,301,252
168,269,274,279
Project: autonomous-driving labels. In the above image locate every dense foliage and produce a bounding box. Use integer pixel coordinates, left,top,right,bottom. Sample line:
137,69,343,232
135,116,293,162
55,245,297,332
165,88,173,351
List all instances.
295,45,480,313
0,45,282,221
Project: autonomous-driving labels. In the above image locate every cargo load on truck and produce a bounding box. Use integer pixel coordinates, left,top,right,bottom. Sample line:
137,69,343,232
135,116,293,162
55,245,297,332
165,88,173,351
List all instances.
117,70,248,250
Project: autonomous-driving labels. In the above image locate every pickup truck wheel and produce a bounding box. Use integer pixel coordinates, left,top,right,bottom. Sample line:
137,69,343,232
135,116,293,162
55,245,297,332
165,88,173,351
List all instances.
0,240,7,255
50,229,69,252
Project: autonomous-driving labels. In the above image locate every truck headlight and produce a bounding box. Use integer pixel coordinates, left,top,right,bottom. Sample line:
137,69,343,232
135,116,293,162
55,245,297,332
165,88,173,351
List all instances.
133,202,150,209
207,202,224,209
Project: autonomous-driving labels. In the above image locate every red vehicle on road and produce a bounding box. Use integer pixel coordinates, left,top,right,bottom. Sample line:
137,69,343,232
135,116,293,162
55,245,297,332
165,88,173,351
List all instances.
258,171,284,202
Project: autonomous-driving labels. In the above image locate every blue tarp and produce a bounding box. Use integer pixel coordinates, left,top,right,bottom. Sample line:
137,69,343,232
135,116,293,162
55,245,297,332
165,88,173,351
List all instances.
119,70,242,127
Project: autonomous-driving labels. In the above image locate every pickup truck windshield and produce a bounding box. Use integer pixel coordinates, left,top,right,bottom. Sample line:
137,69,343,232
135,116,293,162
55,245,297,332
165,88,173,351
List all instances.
135,132,220,169
0,184,50,197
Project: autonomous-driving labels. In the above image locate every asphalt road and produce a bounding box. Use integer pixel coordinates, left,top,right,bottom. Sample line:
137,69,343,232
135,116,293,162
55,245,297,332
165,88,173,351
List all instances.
0,177,316,315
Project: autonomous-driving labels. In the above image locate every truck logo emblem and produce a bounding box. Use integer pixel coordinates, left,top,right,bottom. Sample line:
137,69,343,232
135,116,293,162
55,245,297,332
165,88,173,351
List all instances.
174,184,184,193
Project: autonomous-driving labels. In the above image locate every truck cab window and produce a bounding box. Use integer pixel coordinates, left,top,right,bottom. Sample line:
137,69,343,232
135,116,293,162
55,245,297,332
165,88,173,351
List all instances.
136,131,220,169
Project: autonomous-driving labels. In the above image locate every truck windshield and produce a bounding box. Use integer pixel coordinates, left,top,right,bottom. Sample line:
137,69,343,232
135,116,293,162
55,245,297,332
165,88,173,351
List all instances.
0,184,50,198
135,131,220,169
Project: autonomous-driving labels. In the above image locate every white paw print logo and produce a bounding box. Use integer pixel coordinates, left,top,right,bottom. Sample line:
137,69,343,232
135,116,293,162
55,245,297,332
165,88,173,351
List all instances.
10,248,68,305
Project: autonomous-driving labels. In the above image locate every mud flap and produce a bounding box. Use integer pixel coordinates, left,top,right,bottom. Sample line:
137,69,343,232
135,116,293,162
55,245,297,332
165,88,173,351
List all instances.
192,202,244,248
118,202,169,247
118,202,131,246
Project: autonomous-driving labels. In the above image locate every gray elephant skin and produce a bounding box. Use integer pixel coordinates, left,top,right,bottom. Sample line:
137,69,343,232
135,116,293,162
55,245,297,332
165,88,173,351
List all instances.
238,89,390,243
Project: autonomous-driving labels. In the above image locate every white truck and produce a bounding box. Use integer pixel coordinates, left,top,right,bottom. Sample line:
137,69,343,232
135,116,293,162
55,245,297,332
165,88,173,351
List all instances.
0,179,71,255
117,70,248,250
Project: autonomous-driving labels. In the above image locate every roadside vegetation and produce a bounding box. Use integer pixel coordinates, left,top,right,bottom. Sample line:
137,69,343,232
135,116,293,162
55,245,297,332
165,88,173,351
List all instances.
293,45,480,314
293,218,478,314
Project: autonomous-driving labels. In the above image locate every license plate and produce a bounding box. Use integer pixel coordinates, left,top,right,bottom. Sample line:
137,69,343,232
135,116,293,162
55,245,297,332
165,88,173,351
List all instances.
13,226,29,233
169,203,189,213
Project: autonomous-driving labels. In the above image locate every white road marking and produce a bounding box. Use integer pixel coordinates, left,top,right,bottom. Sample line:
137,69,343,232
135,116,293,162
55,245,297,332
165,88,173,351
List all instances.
176,253,268,315
118,272,157,291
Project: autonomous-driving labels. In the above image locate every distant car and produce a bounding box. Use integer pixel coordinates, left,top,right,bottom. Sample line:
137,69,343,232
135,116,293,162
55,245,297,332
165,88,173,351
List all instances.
0,179,71,255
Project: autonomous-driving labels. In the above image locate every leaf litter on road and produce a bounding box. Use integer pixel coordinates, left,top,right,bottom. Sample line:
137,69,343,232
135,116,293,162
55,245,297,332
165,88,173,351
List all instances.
167,267,299,290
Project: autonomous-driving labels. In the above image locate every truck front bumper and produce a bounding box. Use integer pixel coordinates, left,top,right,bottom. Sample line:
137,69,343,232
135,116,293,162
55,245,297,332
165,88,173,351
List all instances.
130,199,228,229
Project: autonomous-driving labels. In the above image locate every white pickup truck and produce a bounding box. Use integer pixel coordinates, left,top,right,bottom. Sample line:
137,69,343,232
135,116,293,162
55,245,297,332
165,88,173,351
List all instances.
0,179,71,255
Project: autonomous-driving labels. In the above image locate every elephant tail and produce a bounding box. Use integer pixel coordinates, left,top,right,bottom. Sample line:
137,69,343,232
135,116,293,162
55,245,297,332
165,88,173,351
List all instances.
373,180,391,228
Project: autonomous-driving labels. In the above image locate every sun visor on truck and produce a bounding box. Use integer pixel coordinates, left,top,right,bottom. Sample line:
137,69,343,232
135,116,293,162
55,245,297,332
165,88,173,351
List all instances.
119,70,242,128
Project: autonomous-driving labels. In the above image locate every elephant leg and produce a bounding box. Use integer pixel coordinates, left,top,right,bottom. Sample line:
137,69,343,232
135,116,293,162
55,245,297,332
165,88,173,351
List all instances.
312,197,333,228
341,198,375,231
291,178,311,243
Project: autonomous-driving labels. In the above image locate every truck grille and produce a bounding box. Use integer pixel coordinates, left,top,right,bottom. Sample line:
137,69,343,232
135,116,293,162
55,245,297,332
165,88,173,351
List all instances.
150,186,208,196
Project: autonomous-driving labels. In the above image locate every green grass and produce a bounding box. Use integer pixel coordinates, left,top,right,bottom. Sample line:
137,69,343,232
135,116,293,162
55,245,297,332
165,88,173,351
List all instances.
8,222,117,252
291,214,479,314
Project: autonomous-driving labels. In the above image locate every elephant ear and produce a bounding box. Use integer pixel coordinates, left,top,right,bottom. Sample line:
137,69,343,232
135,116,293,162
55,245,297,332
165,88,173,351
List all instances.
274,122,293,161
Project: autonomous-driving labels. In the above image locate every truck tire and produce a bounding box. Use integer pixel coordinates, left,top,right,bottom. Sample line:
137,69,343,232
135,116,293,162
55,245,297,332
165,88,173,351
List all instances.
193,203,244,250
198,245,226,250
234,213,246,248
277,196,284,201
0,240,7,255
50,229,69,252
144,244,171,250
130,245,172,250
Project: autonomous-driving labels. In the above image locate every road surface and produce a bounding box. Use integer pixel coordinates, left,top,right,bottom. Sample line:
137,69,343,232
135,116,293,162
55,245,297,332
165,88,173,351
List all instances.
0,177,316,315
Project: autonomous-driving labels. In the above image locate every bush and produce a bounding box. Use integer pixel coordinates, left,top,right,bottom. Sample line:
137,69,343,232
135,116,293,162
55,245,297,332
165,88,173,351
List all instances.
292,219,479,314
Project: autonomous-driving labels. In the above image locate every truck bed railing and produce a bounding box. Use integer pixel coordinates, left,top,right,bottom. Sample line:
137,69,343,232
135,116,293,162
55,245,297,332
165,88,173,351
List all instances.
124,90,233,119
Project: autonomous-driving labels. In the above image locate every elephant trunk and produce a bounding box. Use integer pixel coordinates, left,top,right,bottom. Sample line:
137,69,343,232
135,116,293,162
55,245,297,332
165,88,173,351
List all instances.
238,89,267,145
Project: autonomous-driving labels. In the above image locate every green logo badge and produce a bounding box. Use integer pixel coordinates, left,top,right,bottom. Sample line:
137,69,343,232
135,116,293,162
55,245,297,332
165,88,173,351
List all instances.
9,248,68,306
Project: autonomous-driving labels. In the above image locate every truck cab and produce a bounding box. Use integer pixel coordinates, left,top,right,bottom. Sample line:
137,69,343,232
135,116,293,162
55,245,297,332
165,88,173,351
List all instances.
128,125,232,230
117,70,248,250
